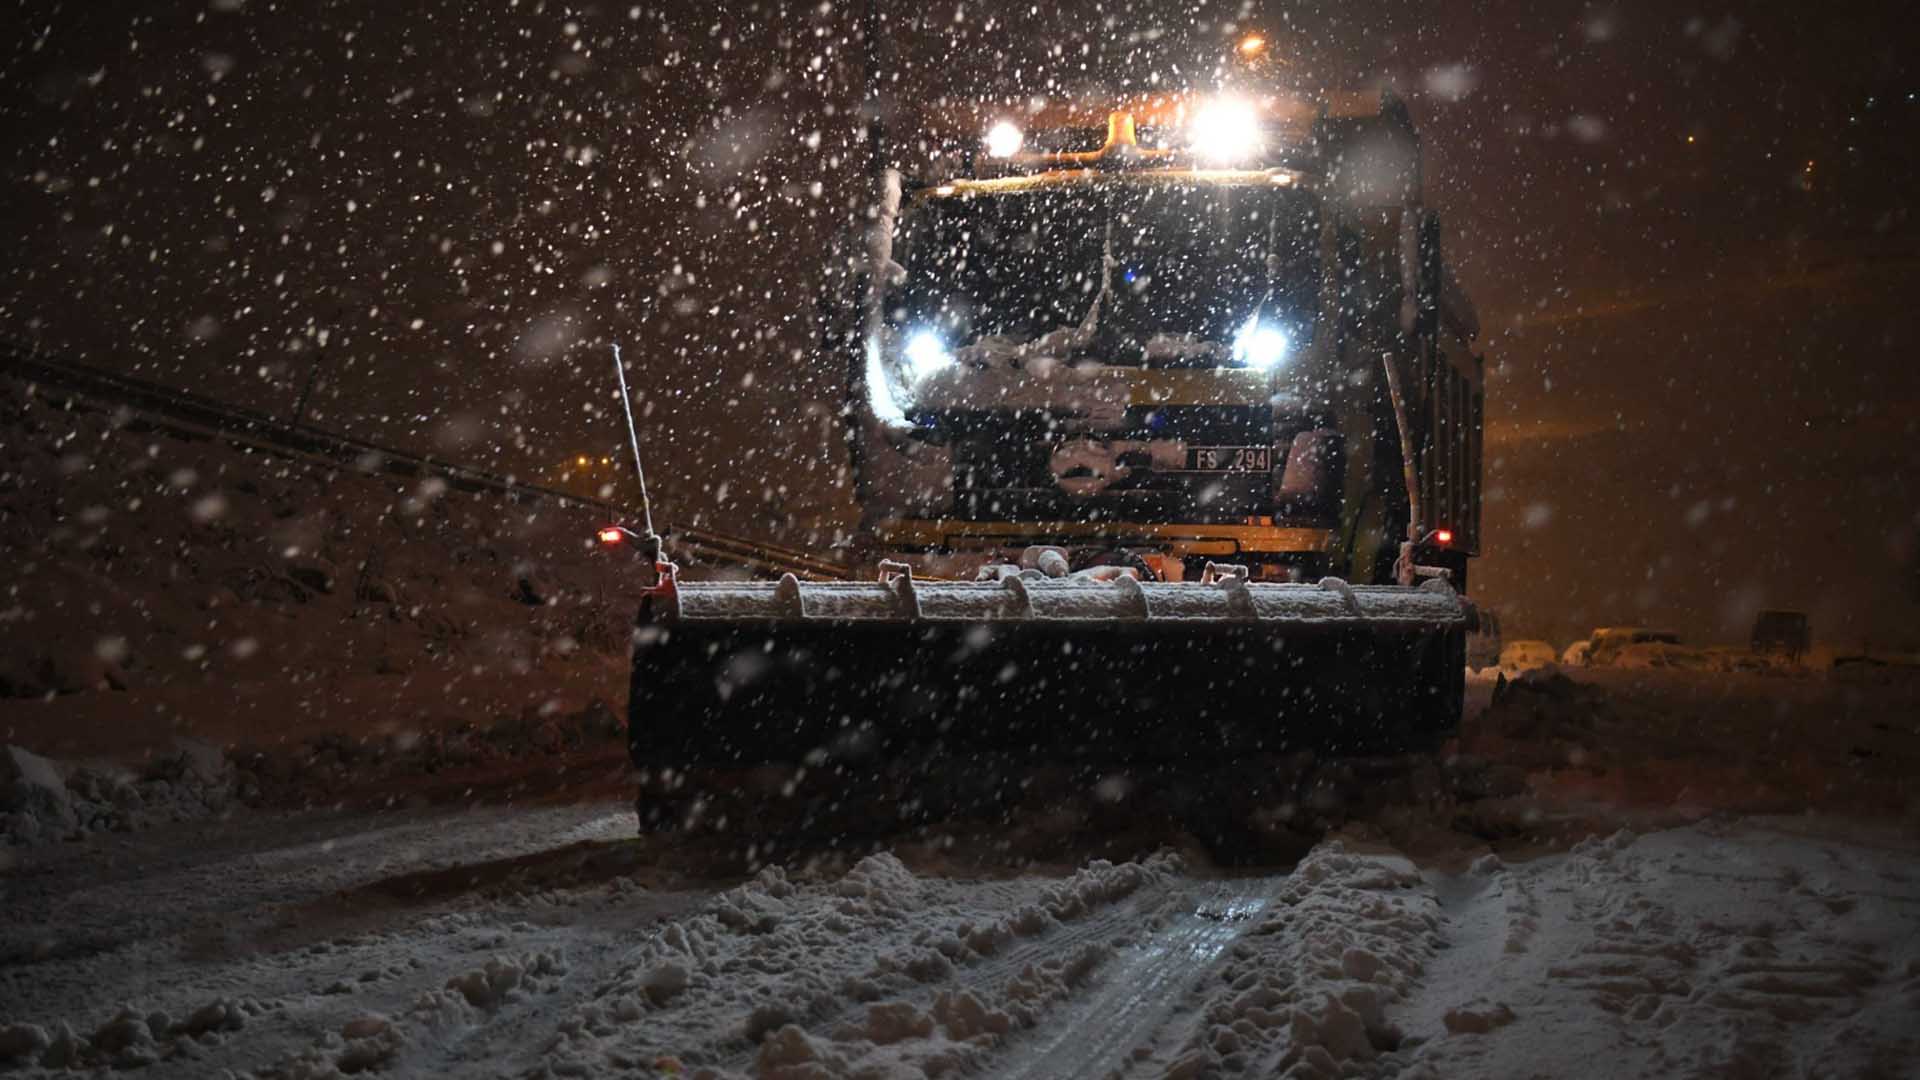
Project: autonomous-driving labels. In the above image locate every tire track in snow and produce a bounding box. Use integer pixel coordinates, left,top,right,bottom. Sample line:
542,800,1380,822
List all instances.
996,877,1282,1080
1115,845,1445,1079
453,852,1188,1078
709,862,1181,1075
1381,853,1527,1067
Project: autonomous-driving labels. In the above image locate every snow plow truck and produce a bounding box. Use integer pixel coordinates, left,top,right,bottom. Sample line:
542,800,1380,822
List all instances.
623,69,1485,820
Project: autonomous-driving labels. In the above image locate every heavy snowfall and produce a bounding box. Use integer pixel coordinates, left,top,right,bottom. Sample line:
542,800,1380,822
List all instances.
4,0,1919,1078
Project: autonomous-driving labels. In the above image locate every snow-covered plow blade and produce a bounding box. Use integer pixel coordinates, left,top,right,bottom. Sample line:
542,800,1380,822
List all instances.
627,570,1472,772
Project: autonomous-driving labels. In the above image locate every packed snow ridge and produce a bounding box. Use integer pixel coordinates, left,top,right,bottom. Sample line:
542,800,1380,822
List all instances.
1,740,235,848
2,695,624,849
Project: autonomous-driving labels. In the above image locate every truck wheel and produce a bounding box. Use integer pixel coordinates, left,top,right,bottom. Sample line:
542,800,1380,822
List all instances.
635,792,680,834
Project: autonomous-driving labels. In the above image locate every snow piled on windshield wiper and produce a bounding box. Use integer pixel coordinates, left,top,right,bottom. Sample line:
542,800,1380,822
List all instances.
1141,333,1230,364
953,325,1097,366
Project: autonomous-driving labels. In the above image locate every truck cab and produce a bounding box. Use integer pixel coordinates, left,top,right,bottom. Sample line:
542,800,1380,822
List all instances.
831,87,1483,587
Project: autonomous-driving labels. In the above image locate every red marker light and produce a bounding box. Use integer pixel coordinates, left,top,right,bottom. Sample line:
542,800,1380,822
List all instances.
596,526,624,545
1434,529,1454,545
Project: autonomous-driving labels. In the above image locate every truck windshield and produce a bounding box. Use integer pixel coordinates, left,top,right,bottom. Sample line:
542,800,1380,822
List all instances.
896,180,1320,364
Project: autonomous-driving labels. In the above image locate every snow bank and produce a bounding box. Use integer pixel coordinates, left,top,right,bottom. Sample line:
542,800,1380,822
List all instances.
1465,662,1920,822
2,689,624,848
1,737,235,846
1568,637,1829,676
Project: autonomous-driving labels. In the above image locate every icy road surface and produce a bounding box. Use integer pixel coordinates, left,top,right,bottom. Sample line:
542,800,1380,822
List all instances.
3,800,1917,1078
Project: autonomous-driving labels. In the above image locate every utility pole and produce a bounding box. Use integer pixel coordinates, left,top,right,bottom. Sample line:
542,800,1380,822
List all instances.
289,349,323,427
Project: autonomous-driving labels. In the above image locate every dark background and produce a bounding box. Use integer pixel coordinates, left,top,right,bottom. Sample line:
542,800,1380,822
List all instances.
3,0,1915,647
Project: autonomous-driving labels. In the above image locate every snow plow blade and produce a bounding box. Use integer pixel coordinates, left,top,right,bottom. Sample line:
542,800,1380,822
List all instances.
627,570,1472,770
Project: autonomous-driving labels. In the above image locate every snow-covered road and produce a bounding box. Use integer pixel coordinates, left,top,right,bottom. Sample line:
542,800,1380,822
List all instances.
4,796,1915,1078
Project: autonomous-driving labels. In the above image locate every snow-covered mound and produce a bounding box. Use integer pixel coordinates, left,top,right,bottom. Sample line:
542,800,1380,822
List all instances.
1462,666,1920,823
1,740,234,847
1,695,624,847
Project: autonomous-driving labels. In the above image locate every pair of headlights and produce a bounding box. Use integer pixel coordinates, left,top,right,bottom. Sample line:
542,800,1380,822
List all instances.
900,317,1290,380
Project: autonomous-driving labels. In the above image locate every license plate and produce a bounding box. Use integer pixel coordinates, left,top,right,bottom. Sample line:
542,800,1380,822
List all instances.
1185,446,1272,472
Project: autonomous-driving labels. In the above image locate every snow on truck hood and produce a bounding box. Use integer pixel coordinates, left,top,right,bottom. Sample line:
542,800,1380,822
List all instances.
907,353,1289,420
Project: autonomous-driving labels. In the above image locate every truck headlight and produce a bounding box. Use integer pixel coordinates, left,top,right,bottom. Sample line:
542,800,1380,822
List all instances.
1232,318,1290,371
1190,98,1263,163
984,121,1024,158
903,329,955,381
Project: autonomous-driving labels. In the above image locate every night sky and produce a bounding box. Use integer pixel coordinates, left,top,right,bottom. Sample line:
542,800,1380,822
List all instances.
4,0,1915,647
